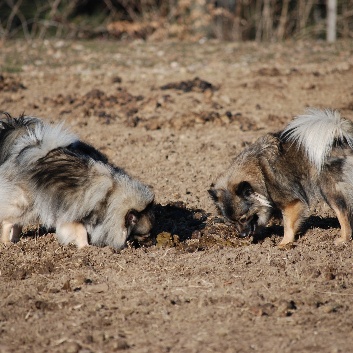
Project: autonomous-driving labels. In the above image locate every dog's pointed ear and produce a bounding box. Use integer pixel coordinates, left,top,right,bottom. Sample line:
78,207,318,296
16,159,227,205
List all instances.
125,210,138,227
235,181,253,198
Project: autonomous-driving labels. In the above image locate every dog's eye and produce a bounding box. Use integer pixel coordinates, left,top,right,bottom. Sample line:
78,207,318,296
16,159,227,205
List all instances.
235,181,253,198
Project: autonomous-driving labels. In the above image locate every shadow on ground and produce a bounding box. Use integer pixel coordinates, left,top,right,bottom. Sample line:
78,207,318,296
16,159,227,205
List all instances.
134,202,252,251
254,215,340,244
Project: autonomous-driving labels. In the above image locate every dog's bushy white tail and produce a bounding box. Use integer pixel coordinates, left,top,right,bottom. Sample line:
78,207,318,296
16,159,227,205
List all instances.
282,108,353,170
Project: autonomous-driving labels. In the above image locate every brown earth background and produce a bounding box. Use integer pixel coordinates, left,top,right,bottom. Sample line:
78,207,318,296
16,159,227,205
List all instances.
1,39,353,353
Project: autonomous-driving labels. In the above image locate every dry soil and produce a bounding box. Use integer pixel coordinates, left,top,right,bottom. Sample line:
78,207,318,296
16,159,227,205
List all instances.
1,39,353,353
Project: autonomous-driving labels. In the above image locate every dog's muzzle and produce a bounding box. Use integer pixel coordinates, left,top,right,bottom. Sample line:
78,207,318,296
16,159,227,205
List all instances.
131,233,151,241
237,214,259,238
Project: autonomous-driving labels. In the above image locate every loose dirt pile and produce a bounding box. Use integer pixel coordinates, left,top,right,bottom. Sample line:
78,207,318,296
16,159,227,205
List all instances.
1,39,353,353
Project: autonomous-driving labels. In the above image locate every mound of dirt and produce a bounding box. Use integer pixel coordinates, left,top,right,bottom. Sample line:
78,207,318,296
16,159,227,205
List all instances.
160,77,218,93
0,74,26,92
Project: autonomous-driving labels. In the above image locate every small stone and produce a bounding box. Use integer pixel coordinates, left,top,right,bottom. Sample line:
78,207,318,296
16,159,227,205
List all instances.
66,342,81,353
87,283,109,293
113,339,130,350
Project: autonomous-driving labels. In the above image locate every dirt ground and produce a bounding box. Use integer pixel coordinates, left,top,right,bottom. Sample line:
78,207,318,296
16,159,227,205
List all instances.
1,39,353,353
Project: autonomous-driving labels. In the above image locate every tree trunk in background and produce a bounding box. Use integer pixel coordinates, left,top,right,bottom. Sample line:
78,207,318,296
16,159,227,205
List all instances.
327,0,337,42
233,0,242,41
190,0,209,38
262,0,272,41
276,0,289,40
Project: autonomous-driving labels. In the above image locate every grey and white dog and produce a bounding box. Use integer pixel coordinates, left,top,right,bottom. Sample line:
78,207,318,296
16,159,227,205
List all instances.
0,113,154,249
209,108,353,246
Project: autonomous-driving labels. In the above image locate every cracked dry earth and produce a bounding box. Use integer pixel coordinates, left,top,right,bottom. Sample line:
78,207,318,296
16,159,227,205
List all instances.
1,39,353,353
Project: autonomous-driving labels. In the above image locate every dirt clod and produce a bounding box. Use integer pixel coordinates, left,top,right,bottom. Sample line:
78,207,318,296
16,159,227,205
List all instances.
0,74,26,92
160,77,218,93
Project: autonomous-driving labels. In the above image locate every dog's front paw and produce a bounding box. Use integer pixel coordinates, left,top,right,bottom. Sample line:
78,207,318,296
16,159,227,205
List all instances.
0,239,12,246
334,237,351,246
278,241,296,250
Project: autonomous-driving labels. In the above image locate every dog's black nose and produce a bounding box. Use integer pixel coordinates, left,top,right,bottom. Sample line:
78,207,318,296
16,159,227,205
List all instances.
239,230,250,238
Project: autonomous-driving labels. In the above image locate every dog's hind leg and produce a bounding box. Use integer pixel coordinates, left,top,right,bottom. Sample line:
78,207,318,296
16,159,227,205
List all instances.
56,222,89,248
279,200,306,246
331,205,352,244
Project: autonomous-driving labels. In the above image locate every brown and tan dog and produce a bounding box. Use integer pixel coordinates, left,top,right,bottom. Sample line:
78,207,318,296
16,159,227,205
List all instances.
209,108,353,246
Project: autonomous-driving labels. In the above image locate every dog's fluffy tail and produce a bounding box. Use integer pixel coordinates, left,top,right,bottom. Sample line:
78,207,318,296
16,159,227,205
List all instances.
13,121,78,166
282,108,353,170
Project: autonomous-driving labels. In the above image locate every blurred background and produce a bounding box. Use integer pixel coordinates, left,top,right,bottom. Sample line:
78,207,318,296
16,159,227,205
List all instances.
0,0,351,42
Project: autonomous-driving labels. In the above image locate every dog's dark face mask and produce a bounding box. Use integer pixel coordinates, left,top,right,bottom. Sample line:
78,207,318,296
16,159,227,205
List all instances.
125,202,155,241
208,181,271,238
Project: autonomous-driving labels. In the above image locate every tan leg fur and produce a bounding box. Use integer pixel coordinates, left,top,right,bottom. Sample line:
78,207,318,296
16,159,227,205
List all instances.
331,205,352,244
279,200,306,247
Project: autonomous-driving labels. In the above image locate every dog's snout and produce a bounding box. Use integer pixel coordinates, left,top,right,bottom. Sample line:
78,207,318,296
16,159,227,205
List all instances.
239,230,249,238
236,214,259,238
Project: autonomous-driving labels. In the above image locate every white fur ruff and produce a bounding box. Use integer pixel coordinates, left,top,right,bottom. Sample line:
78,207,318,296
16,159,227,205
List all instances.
253,192,272,208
